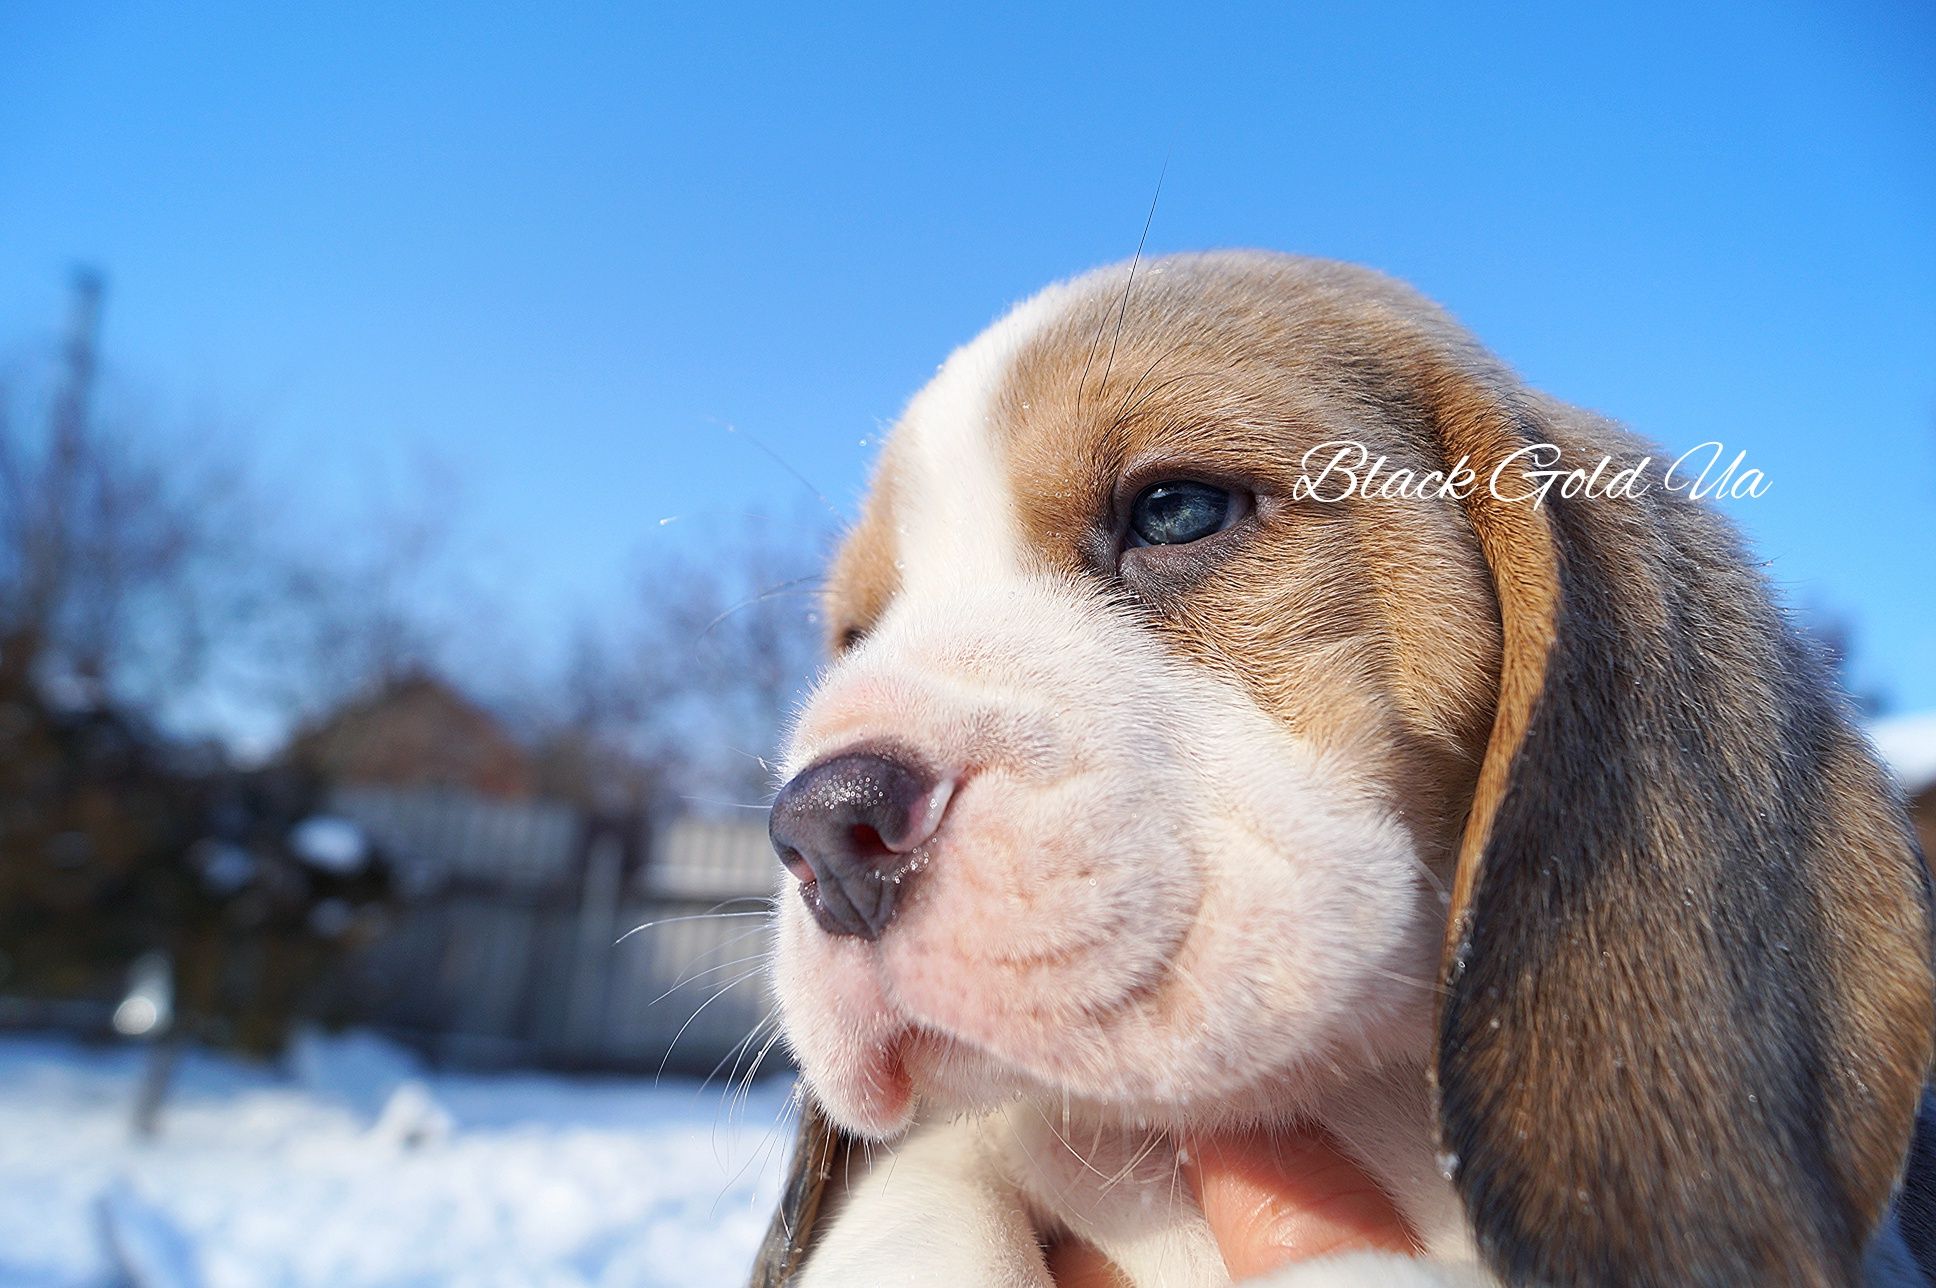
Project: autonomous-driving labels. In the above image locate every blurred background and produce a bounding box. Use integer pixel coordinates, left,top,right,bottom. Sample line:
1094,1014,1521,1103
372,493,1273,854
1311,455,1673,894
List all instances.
1,2,1931,1285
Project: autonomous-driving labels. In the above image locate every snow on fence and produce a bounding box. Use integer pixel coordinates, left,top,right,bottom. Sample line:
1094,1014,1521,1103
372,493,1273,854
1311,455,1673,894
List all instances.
323,787,781,1076
328,786,582,893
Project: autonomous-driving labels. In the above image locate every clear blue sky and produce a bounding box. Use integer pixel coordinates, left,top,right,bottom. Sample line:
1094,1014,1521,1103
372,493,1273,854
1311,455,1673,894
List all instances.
3,2,1933,710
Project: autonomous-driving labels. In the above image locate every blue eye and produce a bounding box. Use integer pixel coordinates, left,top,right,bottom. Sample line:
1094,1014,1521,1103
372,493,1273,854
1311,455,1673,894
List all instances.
1128,481,1233,547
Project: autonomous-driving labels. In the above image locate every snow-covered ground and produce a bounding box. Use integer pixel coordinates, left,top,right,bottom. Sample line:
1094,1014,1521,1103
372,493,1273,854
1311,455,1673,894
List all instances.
0,1030,794,1287
1874,710,1936,797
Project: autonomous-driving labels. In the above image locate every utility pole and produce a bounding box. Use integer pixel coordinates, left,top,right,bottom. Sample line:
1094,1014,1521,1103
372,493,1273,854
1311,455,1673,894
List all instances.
52,266,105,466
3,267,105,689
38,265,106,588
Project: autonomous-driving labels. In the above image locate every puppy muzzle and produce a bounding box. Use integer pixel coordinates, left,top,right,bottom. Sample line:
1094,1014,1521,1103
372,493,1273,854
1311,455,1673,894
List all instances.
769,750,954,939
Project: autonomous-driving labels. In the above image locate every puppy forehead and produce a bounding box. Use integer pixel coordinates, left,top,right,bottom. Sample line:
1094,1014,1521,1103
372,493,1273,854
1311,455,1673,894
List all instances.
881,271,1116,594
826,251,1440,634
838,256,1266,616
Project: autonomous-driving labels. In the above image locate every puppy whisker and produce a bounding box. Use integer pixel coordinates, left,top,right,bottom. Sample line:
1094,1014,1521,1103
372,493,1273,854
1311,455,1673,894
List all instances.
707,416,843,521
614,901,773,946
1359,962,1449,997
1096,160,1168,405
651,949,773,1007
697,576,826,643
656,967,769,1085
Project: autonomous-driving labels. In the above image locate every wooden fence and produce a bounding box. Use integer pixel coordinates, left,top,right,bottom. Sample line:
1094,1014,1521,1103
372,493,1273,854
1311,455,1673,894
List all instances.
323,787,783,1076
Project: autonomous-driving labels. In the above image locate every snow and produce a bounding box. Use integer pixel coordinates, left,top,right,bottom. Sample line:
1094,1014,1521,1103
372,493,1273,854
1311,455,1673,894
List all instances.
1873,712,1936,796
289,816,371,874
0,1031,795,1287
98,1181,201,1288
111,955,174,1039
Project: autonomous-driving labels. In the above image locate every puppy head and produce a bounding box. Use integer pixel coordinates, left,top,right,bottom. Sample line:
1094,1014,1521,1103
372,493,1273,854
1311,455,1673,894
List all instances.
774,255,1499,1135
756,252,1934,1285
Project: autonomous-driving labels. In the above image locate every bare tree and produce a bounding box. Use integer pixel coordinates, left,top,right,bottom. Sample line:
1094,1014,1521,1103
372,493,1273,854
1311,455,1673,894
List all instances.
0,274,499,760
2,270,829,806
251,454,498,736
0,270,254,718
523,512,832,815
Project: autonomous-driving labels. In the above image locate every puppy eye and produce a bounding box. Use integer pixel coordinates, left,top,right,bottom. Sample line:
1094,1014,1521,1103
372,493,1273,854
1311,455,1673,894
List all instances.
1127,481,1235,547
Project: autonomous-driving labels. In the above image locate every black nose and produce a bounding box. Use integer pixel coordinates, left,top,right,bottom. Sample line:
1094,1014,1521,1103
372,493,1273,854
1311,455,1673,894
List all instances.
770,751,938,940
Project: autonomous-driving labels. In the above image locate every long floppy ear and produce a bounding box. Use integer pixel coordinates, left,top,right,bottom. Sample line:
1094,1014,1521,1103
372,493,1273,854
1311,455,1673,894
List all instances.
1420,356,1936,1285
748,1096,853,1287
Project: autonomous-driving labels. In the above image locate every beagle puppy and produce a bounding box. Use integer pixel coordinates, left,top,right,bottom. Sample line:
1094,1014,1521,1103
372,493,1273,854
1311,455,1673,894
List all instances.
748,252,1936,1286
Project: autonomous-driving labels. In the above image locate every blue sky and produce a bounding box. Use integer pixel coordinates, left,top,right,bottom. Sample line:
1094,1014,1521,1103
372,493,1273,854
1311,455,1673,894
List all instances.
3,1,1933,711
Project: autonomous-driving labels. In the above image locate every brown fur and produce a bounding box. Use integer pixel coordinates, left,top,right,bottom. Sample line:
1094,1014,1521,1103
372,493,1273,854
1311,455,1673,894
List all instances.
749,1100,850,1288
758,252,1935,1285
821,451,904,655
1432,383,1936,1284
991,259,1503,867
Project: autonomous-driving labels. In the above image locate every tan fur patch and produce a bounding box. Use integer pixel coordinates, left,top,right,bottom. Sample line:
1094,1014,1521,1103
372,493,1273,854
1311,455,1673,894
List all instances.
822,448,904,653
971,255,1505,866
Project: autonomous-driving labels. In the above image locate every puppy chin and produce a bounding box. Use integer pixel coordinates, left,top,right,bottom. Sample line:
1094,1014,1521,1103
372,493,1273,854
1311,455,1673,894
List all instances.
773,909,914,1137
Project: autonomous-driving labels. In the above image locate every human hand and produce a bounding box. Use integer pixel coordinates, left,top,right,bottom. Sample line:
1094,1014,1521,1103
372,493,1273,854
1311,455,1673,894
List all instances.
1045,1126,1415,1285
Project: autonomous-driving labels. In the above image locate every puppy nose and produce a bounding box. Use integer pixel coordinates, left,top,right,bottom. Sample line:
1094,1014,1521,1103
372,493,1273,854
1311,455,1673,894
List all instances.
769,751,948,940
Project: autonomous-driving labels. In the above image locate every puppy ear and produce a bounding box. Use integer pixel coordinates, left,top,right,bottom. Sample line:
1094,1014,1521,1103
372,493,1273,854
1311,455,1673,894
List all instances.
1422,360,1936,1284
748,1097,853,1287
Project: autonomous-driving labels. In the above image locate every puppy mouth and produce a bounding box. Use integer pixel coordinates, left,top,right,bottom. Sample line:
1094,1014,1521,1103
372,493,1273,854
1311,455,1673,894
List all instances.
841,1025,929,1132
875,1039,916,1114
856,917,1202,1121
825,1011,1053,1136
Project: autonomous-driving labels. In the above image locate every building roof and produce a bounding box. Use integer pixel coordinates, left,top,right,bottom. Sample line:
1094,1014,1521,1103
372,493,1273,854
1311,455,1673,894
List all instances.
285,672,532,798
